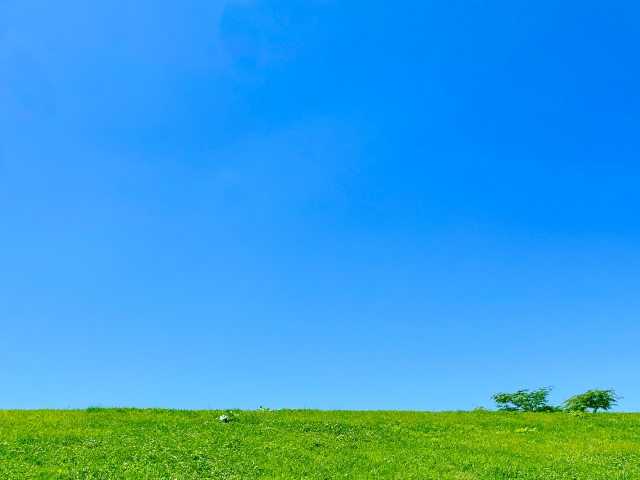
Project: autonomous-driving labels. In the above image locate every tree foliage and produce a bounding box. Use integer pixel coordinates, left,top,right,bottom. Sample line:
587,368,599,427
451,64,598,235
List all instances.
492,387,558,412
563,389,620,413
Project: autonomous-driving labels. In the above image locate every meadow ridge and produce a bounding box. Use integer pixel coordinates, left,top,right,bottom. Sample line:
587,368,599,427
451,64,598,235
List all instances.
0,409,639,479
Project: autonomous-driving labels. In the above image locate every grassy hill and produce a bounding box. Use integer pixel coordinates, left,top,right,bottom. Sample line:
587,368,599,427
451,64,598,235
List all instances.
1,409,639,478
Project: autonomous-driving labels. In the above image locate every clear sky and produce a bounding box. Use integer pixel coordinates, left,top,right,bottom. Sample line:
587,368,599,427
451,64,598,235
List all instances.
1,1,639,411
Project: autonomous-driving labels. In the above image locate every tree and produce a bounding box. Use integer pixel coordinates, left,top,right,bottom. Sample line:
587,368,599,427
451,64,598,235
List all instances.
563,389,620,413
492,387,558,412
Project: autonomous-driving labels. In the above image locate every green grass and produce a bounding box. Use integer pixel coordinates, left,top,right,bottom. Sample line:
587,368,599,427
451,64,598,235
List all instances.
1,409,639,479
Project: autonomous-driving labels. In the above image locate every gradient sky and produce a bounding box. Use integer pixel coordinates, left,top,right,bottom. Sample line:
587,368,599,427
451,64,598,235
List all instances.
2,0,639,411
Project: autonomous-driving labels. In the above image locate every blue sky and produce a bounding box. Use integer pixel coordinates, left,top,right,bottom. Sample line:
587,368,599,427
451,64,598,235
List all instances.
1,0,639,410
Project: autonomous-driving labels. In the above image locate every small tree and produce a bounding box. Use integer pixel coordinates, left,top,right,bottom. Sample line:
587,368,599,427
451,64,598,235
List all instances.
492,387,557,412
563,389,620,413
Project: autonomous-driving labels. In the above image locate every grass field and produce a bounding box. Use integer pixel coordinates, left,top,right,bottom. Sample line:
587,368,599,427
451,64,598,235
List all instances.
1,409,639,479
